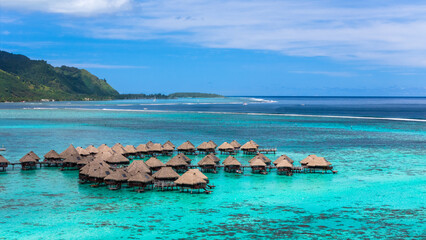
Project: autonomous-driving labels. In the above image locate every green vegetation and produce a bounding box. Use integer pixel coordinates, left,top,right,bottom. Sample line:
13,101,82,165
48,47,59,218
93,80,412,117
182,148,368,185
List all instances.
0,50,119,102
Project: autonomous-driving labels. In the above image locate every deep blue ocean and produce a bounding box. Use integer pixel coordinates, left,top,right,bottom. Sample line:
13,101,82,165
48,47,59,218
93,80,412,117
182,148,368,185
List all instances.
0,97,425,239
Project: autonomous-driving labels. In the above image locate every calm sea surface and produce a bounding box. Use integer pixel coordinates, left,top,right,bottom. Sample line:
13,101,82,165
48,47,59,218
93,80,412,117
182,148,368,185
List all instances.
0,97,425,239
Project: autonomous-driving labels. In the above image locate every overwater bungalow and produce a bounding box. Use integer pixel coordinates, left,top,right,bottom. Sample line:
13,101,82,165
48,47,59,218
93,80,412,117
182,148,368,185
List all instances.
163,140,175,149
19,153,37,170
152,167,180,190
306,157,333,173
61,154,82,170
223,156,242,173
112,143,126,155
85,145,99,155
128,172,154,192
43,150,63,166
60,144,80,159
87,166,112,186
230,140,242,150
276,160,294,176
170,153,192,165
124,145,137,157
136,144,148,157
104,168,128,190
146,141,154,149
249,153,272,166
76,147,90,157
218,142,235,154
162,144,175,155
273,154,294,166
208,140,218,148
186,169,209,183
197,142,216,154
175,171,207,193
0,154,10,171
197,155,217,173
148,143,163,155
28,151,40,162
79,160,111,183
94,150,113,162
206,153,220,164
145,157,166,171
97,144,112,153
250,158,267,174
126,160,151,175
249,140,259,148
300,155,318,166
240,141,258,154
166,155,189,172
105,153,130,166
177,141,196,154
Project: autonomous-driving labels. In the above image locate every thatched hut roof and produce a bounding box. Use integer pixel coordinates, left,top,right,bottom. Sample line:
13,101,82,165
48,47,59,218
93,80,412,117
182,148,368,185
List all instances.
208,140,218,148
86,145,98,154
44,150,62,159
0,155,10,164
152,167,180,180
105,153,130,164
175,171,206,186
60,145,79,159
166,155,189,167
76,147,90,156
124,145,137,154
307,157,331,167
28,151,40,161
145,157,166,168
186,169,208,180
300,155,318,165
97,144,111,152
240,141,258,151
162,144,175,151
163,140,175,149
230,140,241,148
276,160,293,168
218,142,235,151
146,141,154,148
126,160,150,175
128,172,154,183
63,154,82,164
177,141,196,151
112,143,126,155
94,151,113,162
249,158,266,167
249,153,271,164
149,143,163,152
87,166,112,179
249,140,259,147
170,153,191,163
223,156,241,166
197,155,216,166
136,144,148,153
197,142,209,150
20,153,37,163
104,169,128,181
206,153,220,163
274,154,294,165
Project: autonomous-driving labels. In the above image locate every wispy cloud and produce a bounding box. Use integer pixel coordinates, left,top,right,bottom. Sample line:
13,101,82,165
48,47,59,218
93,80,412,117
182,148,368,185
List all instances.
48,60,147,69
4,0,426,67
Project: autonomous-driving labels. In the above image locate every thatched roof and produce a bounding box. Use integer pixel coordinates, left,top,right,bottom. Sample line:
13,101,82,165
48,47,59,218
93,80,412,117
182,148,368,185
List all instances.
146,141,154,148
170,153,191,163
63,154,82,164
166,155,189,167
175,171,206,186
218,142,235,151
60,144,79,159
86,145,98,154
197,142,209,150
241,141,258,150
87,166,112,179
177,141,196,151
249,153,271,164
197,155,216,166
149,143,163,152
94,151,113,162
28,151,40,161
0,155,10,164
136,144,148,153
105,153,130,164
162,144,175,151
250,158,266,167
186,169,208,180
152,167,180,180
124,145,137,154
128,172,154,183
223,156,241,166
97,144,111,152
112,143,126,155
300,155,318,165
230,140,241,148
208,140,218,148
163,140,175,149
249,140,259,147
126,160,150,175
306,157,331,167
274,154,294,165
277,160,293,168
206,153,220,163
20,153,37,163
145,157,166,168
104,169,128,181
44,150,62,159
76,147,90,156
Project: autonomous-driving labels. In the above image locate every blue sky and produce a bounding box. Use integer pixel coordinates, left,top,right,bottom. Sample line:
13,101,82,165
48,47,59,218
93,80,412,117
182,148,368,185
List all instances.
1,0,426,96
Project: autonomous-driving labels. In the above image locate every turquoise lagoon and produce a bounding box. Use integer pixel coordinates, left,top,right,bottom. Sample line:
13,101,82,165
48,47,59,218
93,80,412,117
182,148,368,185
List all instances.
0,97,425,239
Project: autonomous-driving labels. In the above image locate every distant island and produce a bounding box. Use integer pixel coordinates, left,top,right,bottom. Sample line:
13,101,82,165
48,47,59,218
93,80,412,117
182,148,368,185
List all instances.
0,50,223,102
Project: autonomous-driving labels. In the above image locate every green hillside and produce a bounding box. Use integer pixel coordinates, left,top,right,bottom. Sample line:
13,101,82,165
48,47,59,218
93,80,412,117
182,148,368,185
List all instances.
0,51,119,102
